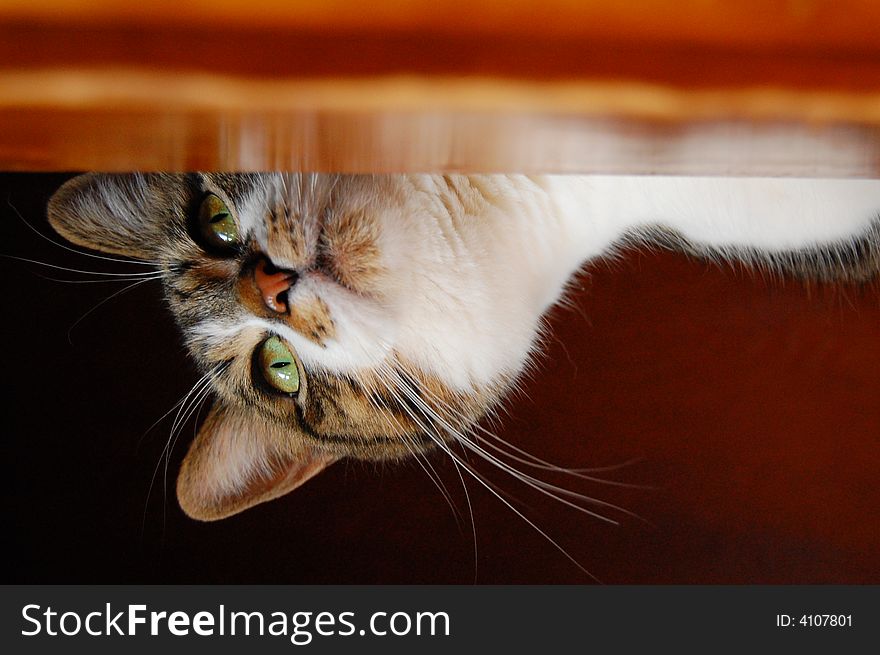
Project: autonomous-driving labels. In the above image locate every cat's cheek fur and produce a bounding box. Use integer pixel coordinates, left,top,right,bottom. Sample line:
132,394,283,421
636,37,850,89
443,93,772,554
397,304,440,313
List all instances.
176,403,337,521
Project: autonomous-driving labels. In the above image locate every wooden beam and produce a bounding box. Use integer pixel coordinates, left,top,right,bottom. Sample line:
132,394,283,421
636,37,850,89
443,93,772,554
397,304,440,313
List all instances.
1,1,879,174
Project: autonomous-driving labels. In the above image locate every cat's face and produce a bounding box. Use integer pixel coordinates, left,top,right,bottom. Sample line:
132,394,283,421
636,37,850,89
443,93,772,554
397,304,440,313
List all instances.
48,174,508,520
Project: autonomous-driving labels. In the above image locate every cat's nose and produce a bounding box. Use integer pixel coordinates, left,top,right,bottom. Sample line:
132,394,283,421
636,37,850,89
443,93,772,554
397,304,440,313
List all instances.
254,258,297,313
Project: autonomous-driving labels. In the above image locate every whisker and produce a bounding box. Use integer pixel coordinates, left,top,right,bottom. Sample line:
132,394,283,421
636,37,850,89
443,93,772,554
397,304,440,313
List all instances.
6,197,159,266
355,368,464,528
162,379,214,529
415,376,649,485
137,393,190,452
396,395,599,581
0,254,164,277
67,277,157,344
474,424,647,476
471,425,652,489
387,370,629,527
408,374,653,492
403,374,648,525
458,437,652,527
449,456,479,583
30,275,165,284
141,367,218,533
374,362,597,580
437,442,599,580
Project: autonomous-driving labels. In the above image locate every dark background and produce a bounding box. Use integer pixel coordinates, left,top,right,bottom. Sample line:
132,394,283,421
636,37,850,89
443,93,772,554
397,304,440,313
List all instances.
3,173,879,584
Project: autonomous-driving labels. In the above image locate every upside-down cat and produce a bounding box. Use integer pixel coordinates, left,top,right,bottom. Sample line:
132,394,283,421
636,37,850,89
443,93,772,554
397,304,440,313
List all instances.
47,174,880,521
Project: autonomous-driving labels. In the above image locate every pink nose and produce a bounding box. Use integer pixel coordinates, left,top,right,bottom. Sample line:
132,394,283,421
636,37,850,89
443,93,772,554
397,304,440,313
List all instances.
254,259,295,313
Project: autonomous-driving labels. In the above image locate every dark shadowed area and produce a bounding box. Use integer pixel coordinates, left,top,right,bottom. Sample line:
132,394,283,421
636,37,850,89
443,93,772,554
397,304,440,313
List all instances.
3,173,879,584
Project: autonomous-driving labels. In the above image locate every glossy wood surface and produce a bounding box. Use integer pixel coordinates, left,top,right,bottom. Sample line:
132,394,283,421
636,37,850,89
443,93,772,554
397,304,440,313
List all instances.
1,1,880,174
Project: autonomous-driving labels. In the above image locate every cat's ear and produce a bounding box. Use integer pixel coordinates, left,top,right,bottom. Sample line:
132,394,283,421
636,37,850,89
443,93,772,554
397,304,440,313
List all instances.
47,173,182,260
176,402,337,521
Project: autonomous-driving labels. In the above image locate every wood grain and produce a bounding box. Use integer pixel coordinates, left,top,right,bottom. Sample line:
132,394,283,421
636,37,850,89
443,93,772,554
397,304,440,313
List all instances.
1,1,879,173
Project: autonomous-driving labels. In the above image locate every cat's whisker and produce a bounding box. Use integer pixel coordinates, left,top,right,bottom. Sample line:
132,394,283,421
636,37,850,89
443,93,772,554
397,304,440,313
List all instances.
162,379,214,528
326,174,341,205
449,456,479,583
413,372,649,485
470,425,653,489
401,430,467,531
404,434,464,527
165,376,214,472
354,367,464,529
370,364,485,578
31,275,165,284
0,254,164,277
140,370,214,532
164,366,224,460
369,360,475,539
67,276,158,344
425,443,599,582
379,355,620,532
159,372,214,475
473,423,647,476
137,392,190,451
159,377,215,529
373,364,596,580
456,437,652,527
411,377,654,499
142,367,218,529
382,374,598,581
158,383,214,536
191,389,209,440
387,370,633,528
6,197,160,266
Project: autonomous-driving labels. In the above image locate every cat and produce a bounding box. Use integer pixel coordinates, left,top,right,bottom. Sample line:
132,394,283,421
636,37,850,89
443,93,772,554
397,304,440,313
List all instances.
47,173,880,523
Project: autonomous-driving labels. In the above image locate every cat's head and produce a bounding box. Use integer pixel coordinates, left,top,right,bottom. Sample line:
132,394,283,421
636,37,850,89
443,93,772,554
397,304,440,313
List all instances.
48,174,518,520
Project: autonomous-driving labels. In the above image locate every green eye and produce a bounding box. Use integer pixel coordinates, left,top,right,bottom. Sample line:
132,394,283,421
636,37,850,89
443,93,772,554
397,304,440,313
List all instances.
198,193,239,250
258,336,300,395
